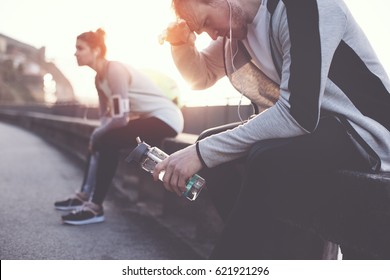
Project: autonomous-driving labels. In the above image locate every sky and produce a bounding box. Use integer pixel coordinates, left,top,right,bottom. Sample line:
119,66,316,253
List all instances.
1,0,390,106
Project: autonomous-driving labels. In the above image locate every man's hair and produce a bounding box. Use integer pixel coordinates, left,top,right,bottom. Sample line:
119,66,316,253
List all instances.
77,28,107,58
172,0,214,18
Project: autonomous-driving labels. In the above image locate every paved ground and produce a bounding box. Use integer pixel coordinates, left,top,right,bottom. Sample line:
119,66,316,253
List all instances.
0,121,201,260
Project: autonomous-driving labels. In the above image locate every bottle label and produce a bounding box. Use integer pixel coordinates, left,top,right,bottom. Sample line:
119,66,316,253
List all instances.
183,174,205,201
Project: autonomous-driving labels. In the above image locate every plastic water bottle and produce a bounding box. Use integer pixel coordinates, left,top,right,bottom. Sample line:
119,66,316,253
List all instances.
125,137,205,201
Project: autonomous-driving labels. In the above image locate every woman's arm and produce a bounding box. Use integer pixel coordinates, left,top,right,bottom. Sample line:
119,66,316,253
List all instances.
90,62,130,146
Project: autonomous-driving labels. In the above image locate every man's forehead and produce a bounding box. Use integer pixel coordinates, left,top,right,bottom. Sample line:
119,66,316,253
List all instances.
179,3,203,32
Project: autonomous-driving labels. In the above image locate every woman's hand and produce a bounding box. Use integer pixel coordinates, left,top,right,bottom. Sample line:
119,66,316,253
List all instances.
152,144,203,197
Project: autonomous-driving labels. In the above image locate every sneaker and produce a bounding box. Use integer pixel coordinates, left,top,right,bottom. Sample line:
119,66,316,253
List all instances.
54,197,84,211
61,202,104,225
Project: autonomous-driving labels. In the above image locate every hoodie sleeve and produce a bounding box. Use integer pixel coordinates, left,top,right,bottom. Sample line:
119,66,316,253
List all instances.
171,37,226,90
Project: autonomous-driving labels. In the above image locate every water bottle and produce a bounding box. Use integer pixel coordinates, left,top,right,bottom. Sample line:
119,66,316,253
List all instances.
125,137,205,201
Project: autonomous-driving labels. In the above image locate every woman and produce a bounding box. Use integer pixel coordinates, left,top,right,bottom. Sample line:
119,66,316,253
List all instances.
55,28,184,225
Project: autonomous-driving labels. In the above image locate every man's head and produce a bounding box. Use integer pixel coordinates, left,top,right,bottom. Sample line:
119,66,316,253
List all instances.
171,0,249,40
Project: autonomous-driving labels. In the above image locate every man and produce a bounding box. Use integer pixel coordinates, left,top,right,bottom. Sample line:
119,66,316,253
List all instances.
155,0,390,259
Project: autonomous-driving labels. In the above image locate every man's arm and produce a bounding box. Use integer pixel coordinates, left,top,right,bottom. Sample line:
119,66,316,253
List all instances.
171,38,226,89
164,20,226,89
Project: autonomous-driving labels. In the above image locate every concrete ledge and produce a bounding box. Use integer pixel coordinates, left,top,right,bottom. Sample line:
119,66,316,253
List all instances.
162,133,199,153
0,109,98,161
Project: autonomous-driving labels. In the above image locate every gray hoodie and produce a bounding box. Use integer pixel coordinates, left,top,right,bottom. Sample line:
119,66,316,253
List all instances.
172,0,390,171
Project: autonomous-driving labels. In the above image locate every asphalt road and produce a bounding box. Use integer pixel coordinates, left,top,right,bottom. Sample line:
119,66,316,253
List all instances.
0,121,201,260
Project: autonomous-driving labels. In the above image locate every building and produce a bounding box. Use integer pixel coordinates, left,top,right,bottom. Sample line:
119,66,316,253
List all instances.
0,33,75,104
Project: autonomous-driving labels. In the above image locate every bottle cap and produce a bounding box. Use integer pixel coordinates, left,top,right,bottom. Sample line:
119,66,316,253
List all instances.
125,141,150,164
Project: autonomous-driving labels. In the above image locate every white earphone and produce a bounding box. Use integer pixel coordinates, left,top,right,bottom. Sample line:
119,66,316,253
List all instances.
226,0,233,40
226,0,247,123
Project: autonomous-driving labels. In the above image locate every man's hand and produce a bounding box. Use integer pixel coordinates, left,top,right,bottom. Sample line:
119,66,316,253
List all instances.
152,144,203,197
159,19,196,46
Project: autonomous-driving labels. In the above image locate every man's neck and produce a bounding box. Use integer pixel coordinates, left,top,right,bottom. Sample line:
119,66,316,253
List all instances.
242,0,262,23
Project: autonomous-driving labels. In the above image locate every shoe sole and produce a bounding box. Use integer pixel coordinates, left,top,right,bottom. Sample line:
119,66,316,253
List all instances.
55,205,83,211
62,216,105,225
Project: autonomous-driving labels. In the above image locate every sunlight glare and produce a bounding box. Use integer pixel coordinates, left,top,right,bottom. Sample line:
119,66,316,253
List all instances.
43,73,57,103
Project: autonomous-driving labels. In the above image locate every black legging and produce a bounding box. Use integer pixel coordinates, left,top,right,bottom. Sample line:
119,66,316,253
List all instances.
199,116,372,259
89,117,177,205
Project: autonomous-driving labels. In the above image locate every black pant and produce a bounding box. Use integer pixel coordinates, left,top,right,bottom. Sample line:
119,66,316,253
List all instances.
87,117,177,205
199,116,371,259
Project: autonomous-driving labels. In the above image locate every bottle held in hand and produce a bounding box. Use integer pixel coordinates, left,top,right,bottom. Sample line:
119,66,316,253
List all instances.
126,137,205,201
